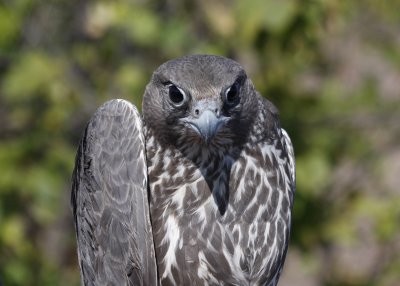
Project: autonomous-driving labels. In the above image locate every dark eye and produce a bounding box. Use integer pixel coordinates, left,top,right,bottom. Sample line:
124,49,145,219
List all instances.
224,82,240,106
168,84,186,106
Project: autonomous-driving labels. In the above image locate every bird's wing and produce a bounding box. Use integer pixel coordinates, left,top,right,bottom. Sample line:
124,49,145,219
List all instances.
71,99,158,286
281,128,296,192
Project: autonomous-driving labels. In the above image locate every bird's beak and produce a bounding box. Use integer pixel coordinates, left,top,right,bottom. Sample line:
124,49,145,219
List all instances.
183,101,228,143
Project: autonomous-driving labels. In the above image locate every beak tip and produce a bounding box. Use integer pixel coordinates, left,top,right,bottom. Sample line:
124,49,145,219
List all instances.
184,110,226,143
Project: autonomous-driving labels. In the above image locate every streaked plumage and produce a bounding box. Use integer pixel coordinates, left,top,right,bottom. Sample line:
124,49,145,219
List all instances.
72,55,295,286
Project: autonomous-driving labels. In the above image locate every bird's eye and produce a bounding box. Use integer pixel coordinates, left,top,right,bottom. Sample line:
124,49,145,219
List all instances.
224,82,240,106
168,84,186,106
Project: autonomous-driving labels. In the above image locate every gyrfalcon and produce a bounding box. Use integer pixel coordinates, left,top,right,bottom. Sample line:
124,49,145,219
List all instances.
71,55,295,286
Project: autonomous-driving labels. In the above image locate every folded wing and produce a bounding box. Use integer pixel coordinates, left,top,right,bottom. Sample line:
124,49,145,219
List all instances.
71,99,157,286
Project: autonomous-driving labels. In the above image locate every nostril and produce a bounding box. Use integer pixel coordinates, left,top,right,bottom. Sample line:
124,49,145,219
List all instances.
195,109,200,116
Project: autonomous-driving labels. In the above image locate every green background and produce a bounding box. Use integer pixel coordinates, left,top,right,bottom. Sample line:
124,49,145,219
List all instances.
1,0,399,285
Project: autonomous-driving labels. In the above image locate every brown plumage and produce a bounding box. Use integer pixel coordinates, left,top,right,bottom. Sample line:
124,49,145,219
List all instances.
72,55,295,285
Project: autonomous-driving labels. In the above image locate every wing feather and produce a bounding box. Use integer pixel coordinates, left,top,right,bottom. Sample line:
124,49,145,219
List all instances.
71,99,157,286
281,128,296,192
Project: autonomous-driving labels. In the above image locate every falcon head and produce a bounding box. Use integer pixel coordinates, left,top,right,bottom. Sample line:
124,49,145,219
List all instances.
143,55,259,148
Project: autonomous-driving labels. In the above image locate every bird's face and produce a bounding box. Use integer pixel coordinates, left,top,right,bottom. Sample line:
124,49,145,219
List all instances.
143,55,259,148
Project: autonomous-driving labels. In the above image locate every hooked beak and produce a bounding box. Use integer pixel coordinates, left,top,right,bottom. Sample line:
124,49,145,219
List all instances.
182,102,228,143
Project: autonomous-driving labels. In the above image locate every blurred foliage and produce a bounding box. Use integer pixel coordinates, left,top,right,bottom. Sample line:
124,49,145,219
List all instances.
0,0,399,285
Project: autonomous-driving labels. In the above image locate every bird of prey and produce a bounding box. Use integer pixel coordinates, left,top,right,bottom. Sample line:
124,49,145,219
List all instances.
71,55,295,286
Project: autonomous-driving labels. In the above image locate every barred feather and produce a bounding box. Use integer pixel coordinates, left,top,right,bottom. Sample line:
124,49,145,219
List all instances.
71,100,157,286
